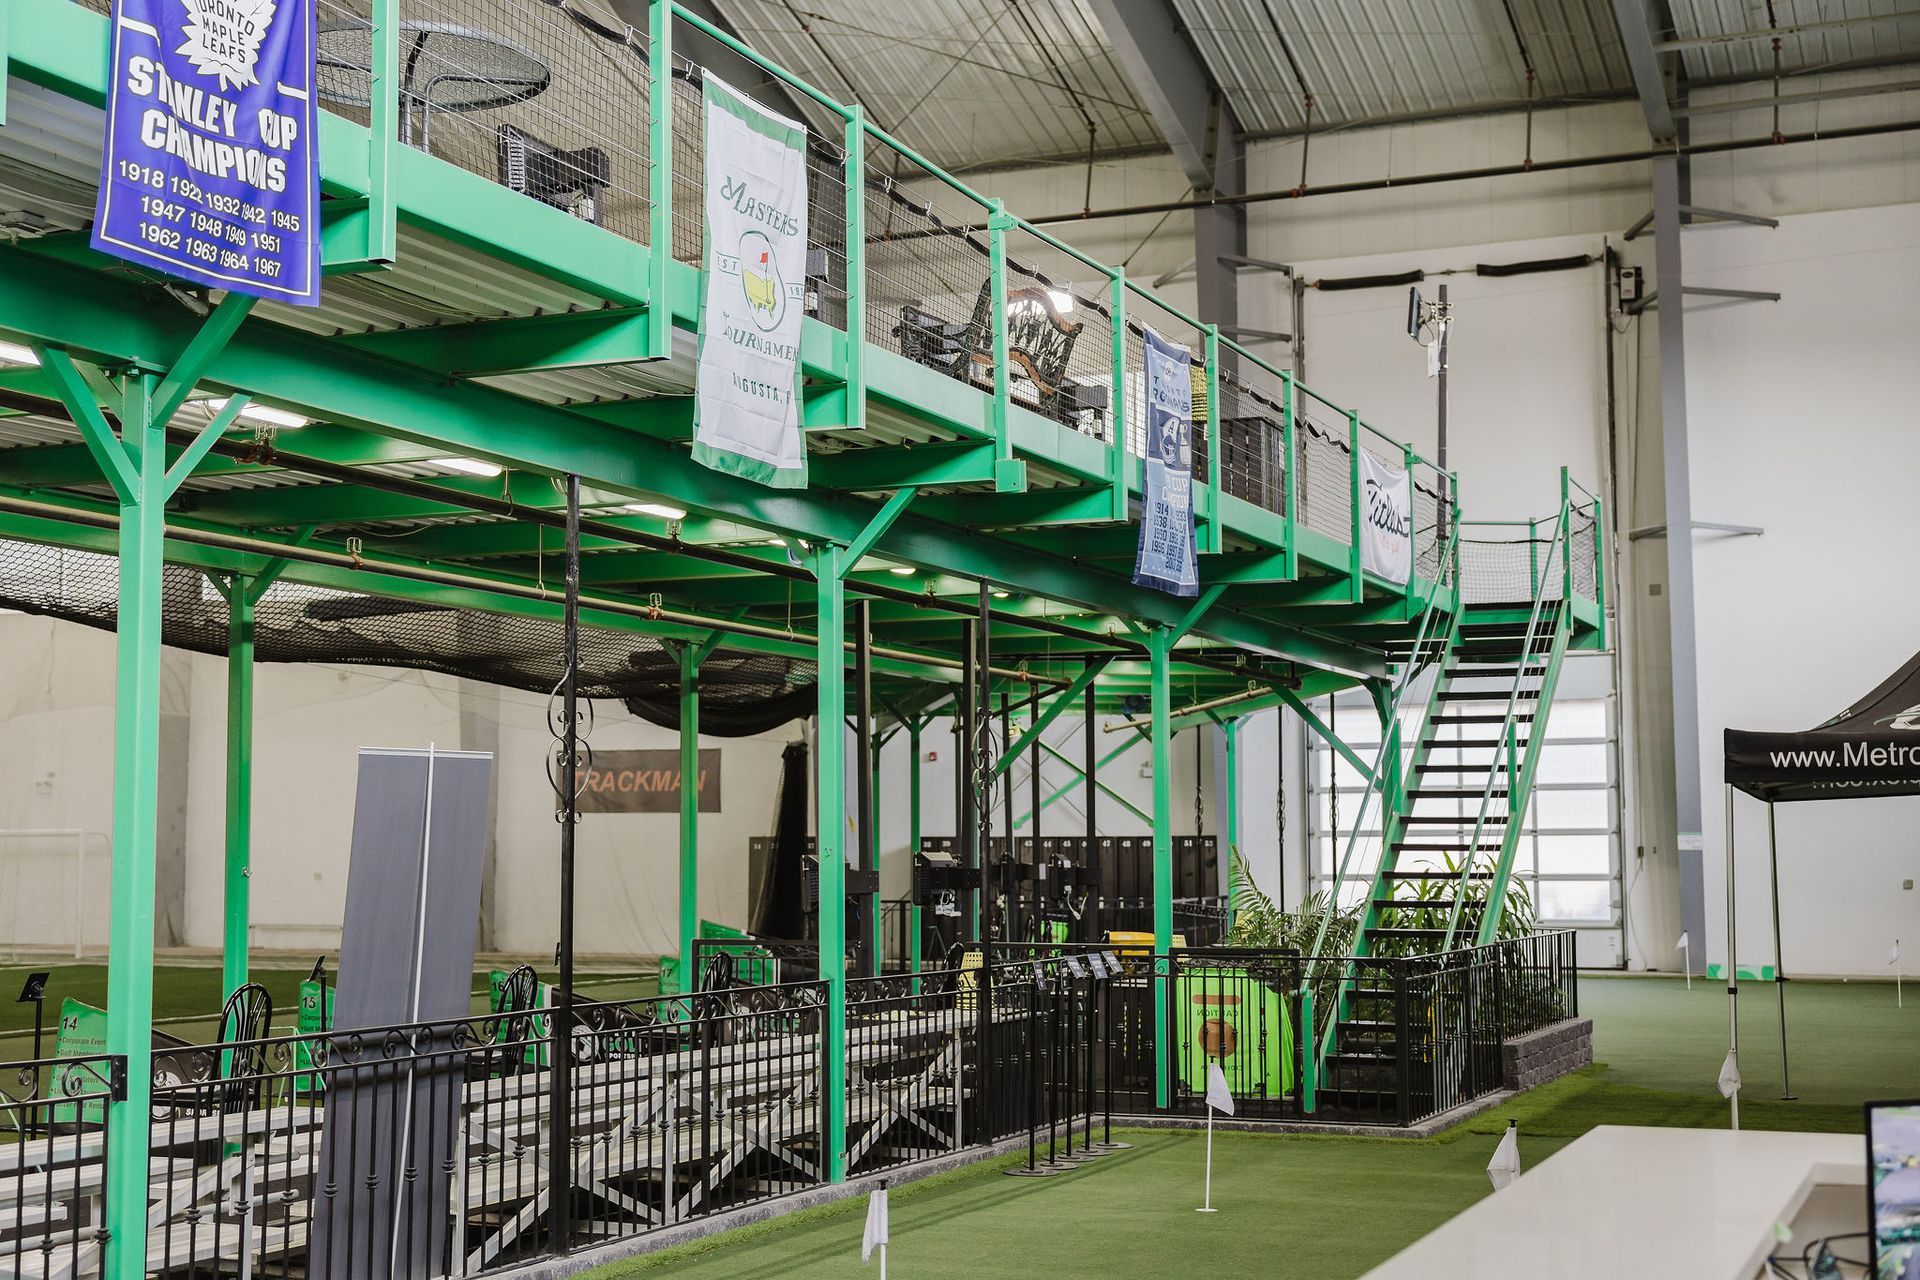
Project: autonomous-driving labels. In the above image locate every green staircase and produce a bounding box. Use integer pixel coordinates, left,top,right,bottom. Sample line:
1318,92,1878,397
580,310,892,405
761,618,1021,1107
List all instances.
1311,594,1575,1113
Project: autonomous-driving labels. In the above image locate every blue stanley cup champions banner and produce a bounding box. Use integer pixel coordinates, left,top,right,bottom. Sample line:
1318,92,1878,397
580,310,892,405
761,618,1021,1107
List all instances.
93,0,321,306
1132,326,1199,597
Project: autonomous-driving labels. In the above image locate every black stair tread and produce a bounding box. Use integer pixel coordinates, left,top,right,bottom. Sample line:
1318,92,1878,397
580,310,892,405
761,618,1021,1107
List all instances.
1408,786,1510,798
1437,689,1541,701
1326,1051,1397,1065
1371,898,1483,910
1338,1018,1397,1030
1345,986,1396,1000
1379,869,1497,880
1369,927,1449,938
1401,814,1513,824
1431,713,1537,724
1420,737,1520,748
1391,840,1505,850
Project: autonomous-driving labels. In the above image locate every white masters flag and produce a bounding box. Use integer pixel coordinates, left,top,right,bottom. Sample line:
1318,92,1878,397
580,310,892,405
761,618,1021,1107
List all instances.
1486,1120,1520,1191
1205,1062,1236,1117
694,75,810,489
1718,1049,1742,1100
861,1186,889,1263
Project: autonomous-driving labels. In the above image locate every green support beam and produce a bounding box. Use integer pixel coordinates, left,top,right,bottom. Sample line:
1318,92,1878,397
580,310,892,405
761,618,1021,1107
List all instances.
1148,625,1174,1110
992,656,1112,776
812,543,848,1183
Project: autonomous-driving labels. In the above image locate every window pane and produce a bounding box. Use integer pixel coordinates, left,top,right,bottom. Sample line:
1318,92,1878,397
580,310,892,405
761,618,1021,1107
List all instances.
1536,743,1609,785
1547,700,1608,737
1531,789,1610,830
1538,879,1613,922
1537,834,1612,876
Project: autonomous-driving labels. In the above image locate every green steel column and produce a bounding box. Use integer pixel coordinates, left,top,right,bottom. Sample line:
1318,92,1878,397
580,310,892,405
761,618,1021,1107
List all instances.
986,200,1019,491
105,372,166,1280
1223,716,1239,931
1282,373,1300,578
813,547,849,1182
222,580,255,998
841,105,867,431
1347,410,1364,601
367,0,398,263
1203,325,1223,554
1148,626,1174,1109
1107,269,1129,520
678,643,699,980
908,718,922,990
646,0,675,358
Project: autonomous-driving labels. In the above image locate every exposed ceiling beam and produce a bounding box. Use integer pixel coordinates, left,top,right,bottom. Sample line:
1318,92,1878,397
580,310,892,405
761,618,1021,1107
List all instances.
1655,9,1920,55
1611,0,1681,143
1086,0,1227,190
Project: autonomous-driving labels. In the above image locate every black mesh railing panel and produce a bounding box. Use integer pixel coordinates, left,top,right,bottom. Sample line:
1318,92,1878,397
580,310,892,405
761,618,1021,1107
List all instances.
864,138,992,378
1296,398,1353,543
1213,365,1287,518
0,538,815,734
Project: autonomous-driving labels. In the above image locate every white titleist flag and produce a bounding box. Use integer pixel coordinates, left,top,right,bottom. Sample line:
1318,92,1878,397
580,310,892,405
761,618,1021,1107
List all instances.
694,75,809,488
1486,1120,1520,1191
861,1186,889,1263
1205,1062,1236,1117
1357,449,1413,585
1718,1049,1742,1100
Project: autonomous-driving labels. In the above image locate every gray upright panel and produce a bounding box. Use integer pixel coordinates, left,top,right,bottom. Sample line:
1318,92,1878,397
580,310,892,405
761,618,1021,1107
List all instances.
311,747,494,1280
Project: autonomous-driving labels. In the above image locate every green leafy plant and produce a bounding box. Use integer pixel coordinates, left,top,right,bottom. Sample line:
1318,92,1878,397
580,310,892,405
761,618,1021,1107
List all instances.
1225,849,1361,1045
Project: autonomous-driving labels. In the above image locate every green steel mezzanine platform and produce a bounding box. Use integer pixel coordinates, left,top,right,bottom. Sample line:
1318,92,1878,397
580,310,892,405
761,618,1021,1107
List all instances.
0,0,1603,1272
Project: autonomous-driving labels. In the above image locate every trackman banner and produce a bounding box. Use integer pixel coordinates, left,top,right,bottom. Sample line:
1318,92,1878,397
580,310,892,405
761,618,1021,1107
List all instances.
694,76,810,488
1132,326,1198,597
94,0,321,304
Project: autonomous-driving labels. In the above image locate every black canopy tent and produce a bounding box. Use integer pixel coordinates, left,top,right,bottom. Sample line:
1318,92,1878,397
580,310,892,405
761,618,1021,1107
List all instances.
1721,649,1920,1114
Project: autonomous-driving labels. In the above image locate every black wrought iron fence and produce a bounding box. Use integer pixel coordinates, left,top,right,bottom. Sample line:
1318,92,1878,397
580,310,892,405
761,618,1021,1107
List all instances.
1166,949,1305,1122
1,1054,119,1280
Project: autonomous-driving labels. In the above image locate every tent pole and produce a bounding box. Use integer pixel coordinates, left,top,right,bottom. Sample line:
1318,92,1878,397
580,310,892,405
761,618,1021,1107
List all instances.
1725,783,1739,1130
1767,801,1794,1100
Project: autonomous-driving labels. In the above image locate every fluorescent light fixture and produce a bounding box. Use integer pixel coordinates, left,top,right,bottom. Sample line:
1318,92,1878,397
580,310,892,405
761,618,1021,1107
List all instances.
623,501,687,521
992,589,1010,599
428,456,504,478
888,565,915,576
0,340,41,367
207,396,308,430
1047,289,1075,314
761,537,788,547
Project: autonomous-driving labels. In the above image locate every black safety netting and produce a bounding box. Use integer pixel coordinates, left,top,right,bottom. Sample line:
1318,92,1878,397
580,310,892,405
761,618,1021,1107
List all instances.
0,538,817,736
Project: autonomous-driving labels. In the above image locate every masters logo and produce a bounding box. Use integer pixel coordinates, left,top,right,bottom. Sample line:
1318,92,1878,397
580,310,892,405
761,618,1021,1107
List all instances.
738,229,784,331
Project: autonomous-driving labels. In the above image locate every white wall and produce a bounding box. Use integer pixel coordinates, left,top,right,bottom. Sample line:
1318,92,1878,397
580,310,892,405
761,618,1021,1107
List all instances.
1685,201,1920,977
0,613,796,962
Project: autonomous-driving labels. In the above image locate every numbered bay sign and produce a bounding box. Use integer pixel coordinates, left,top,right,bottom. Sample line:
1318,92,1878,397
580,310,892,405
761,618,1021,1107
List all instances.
93,0,321,305
1132,327,1199,597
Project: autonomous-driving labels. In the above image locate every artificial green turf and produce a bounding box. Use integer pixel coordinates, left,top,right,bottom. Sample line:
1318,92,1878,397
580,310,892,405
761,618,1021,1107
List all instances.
0,963,656,1059
587,1068,1863,1280
1581,973,1919,1105
586,974,1914,1280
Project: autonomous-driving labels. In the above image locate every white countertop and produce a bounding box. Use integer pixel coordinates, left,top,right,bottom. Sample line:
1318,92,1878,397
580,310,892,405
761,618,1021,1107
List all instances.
1362,1125,1864,1280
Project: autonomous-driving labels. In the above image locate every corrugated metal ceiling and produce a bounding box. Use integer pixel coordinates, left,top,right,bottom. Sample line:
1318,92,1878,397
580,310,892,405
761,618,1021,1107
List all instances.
1170,0,1632,136
1668,0,1920,82
711,0,1162,169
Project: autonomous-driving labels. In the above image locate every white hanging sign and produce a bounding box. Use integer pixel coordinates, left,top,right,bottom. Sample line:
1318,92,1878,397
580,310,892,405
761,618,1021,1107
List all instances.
693,76,810,488
1358,448,1413,585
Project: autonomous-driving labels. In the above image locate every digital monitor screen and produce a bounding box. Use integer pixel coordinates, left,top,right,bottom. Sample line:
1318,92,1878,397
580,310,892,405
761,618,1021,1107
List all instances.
1869,1100,1920,1279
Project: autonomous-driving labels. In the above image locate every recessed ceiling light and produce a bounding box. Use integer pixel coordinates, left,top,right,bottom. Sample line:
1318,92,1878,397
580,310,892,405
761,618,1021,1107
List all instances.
0,340,41,367
207,396,307,430
992,589,1010,599
623,501,687,520
428,456,504,478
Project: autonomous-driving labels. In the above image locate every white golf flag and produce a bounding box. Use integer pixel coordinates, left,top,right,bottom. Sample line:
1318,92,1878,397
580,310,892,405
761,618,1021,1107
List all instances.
1718,1049,1742,1100
1676,931,1689,952
1205,1062,1236,1117
862,1186,889,1263
1891,939,1903,967
1486,1120,1520,1191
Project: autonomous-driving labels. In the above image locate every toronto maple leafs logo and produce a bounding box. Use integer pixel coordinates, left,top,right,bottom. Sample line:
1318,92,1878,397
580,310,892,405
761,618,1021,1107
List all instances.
177,0,278,93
